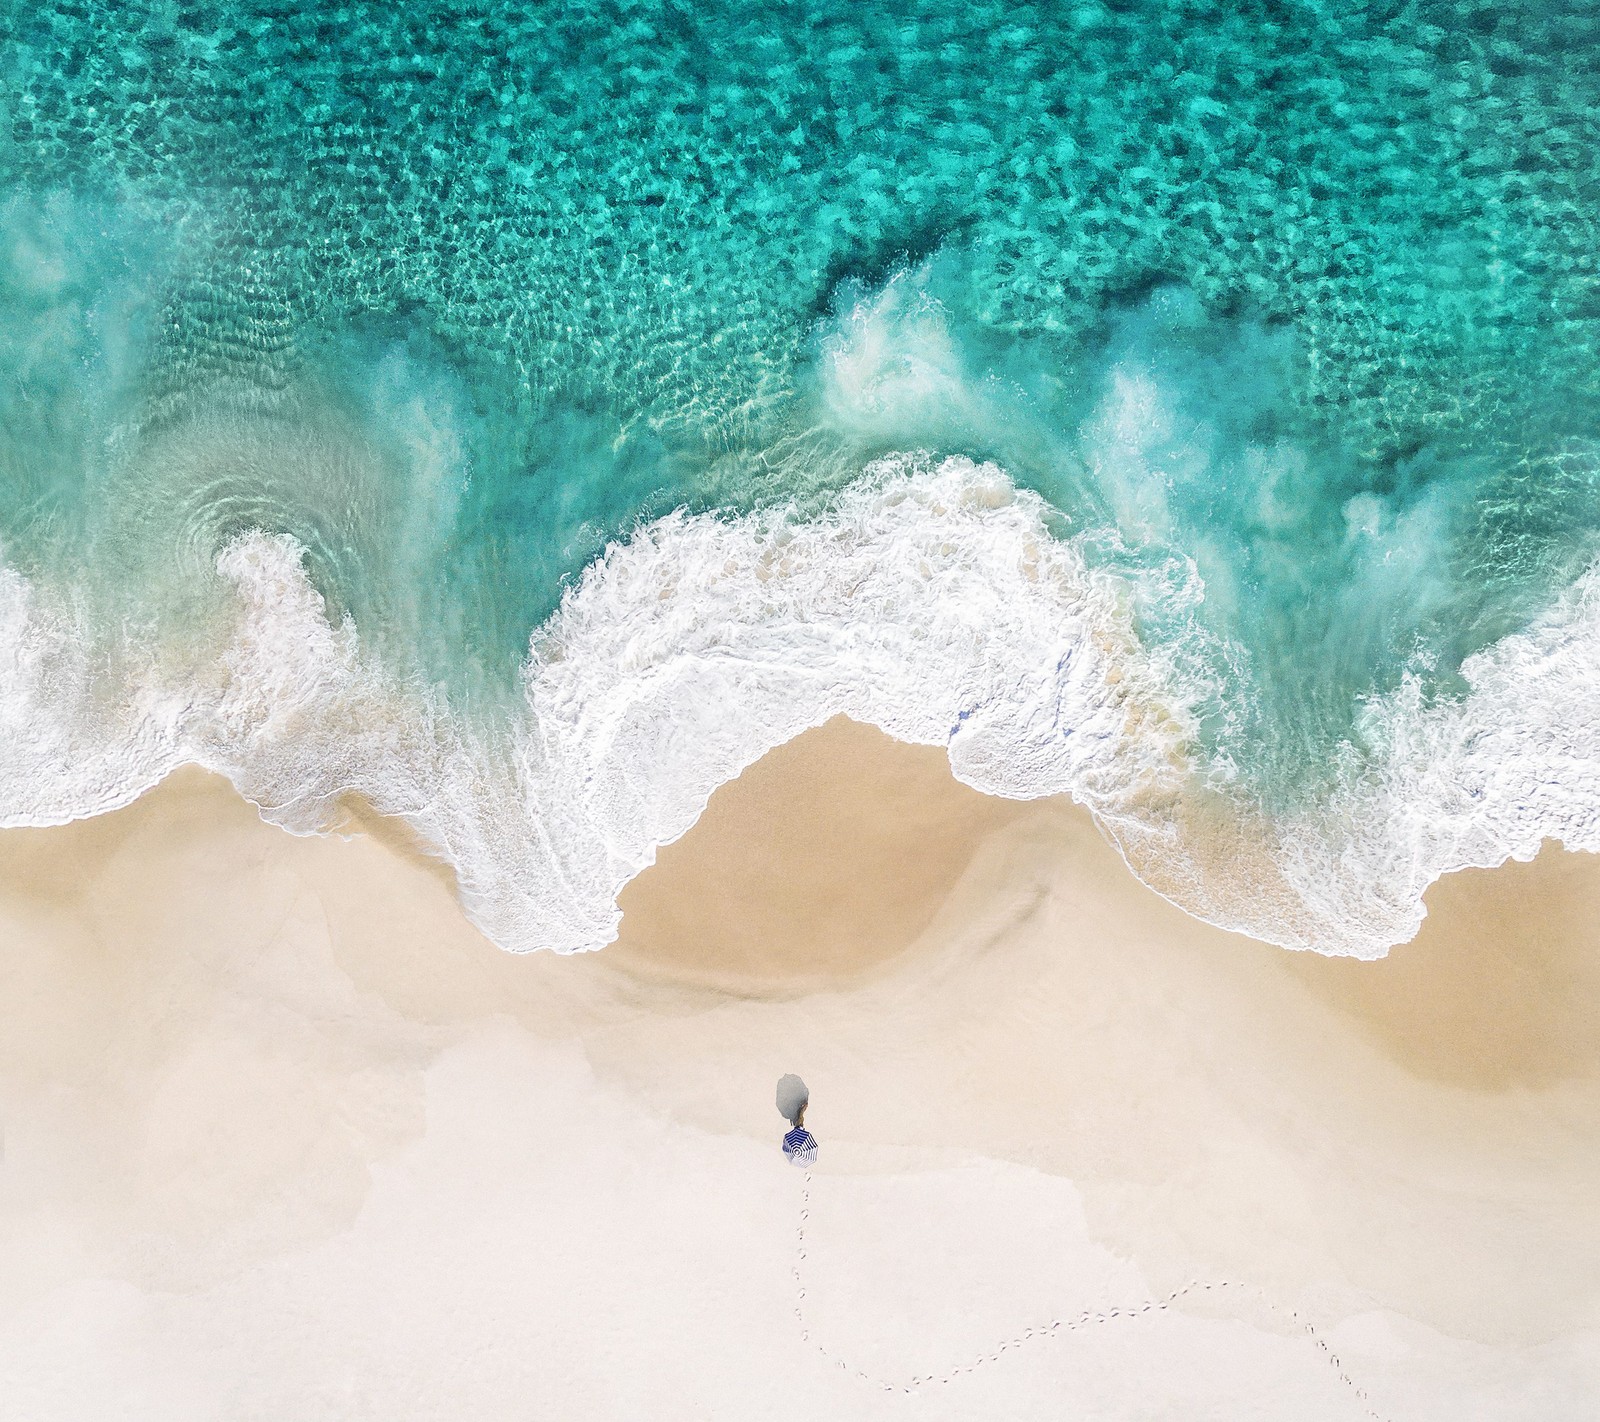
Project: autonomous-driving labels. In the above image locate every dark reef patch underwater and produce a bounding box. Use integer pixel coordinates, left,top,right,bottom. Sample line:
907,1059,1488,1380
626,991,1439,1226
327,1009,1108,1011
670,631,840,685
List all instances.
4,0,1600,952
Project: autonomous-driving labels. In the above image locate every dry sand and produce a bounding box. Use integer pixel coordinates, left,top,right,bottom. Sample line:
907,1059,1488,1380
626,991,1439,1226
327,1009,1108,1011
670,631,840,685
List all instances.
1,716,1597,1420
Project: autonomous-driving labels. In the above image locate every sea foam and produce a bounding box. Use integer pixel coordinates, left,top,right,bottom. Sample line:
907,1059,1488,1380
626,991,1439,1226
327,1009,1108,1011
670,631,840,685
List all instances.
7,440,1600,958
0,456,1192,952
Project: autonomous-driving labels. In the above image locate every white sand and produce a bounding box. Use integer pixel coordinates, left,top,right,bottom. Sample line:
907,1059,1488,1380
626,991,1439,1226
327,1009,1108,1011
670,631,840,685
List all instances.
2,717,1598,1419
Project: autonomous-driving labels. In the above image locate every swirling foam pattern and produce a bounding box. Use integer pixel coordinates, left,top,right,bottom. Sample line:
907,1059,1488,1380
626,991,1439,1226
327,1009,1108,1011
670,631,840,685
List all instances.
4,1,1600,952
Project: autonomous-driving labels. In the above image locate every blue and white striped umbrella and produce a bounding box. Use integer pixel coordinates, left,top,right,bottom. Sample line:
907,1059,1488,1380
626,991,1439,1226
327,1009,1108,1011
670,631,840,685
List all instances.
782,1127,818,1166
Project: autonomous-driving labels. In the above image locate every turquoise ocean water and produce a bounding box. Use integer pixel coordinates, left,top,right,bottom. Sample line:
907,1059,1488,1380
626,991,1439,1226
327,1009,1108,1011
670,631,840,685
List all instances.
5,1,1600,952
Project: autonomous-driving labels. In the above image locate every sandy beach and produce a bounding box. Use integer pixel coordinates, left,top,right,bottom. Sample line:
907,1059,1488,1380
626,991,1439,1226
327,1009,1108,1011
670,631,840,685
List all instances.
2,716,1597,1420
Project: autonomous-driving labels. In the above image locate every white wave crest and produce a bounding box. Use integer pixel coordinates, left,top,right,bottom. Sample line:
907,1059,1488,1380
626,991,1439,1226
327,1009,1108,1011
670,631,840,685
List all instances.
0,458,1196,953
515,456,1195,950
0,563,179,821
7,452,1600,958
1265,563,1600,954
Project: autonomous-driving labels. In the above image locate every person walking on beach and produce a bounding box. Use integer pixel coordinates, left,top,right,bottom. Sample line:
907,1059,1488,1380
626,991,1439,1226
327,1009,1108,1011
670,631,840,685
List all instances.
777,1073,818,1166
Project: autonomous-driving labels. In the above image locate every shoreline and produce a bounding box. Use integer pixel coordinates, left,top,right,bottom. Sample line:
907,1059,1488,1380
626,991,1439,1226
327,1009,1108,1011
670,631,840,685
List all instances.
2,717,1597,1417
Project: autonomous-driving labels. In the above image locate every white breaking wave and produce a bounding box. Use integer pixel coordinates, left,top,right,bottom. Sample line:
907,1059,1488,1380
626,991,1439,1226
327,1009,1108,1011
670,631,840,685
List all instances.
516,456,1195,951
0,457,1190,952
5,453,1600,958
1270,562,1600,953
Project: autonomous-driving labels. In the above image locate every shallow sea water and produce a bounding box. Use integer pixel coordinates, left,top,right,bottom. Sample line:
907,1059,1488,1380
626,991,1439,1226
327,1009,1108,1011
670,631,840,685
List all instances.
4,1,1600,952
